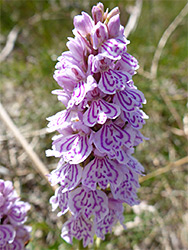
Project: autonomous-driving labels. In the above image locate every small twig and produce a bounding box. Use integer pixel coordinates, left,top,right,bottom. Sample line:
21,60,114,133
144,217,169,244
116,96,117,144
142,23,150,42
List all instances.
139,156,188,183
0,127,49,141
150,2,188,79
0,26,20,62
0,166,9,176
160,89,185,131
124,0,143,38
168,126,185,137
0,102,57,191
137,66,153,80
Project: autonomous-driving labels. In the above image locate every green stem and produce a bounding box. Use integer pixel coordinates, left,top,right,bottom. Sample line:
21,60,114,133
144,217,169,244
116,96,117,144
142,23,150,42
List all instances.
78,240,88,250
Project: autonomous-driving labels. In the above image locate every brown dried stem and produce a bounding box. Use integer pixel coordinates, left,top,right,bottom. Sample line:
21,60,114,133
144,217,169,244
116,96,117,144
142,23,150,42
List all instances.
124,0,143,38
139,156,188,183
150,2,188,79
0,102,57,191
0,26,20,62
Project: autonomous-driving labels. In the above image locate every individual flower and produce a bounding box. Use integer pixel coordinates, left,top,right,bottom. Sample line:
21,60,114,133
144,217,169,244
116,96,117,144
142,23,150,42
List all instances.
47,2,148,247
0,179,31,249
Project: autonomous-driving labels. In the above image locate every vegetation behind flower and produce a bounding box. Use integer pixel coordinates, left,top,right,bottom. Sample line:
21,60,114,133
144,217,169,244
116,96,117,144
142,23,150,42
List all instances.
0,1,187,249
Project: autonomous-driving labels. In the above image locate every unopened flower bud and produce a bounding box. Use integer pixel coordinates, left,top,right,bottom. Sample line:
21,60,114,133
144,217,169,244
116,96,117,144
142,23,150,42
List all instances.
73,12,93,36
107,14,120,38
91,22,108,49
105,7,120,24
92,2,104,24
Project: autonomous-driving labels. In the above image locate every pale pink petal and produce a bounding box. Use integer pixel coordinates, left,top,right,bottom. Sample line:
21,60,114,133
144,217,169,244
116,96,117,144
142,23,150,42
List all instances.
48,160,82,192
49,186,69,216
93,122,134,163
83,99,120,127
61,214,94,247
82,156,123,190
113,87,146,112
69,187,109,223
52,133,93,164
99,37,129,60
98,69,131,94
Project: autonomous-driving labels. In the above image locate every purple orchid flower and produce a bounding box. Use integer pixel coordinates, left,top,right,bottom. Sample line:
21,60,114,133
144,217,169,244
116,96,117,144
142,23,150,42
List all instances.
0,179,31,249
47,3,148,247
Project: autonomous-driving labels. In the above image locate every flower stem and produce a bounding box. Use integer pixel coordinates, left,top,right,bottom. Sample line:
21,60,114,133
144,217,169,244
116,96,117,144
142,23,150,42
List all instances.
79,240,88,250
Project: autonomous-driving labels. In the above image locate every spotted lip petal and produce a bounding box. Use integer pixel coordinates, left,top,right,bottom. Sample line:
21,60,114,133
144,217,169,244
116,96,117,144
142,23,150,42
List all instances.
83,99,120,127
113,87,146,112
68,81,87,108
67,77,97,108
52,133,93,164
126,156,145,175
0,225,16,247
98,69,131,94
120,53,138,70
94,197,125,240
94,209,118,240
68,187,109,223
98,37,129,60
111,168,140,206
93,122,133,163
61,214,94,247
8,238,24,250
120,109,148,130
82,156,123,190
47,109,79,132
48,160,82,192
49,186,69,216
8,201,30,226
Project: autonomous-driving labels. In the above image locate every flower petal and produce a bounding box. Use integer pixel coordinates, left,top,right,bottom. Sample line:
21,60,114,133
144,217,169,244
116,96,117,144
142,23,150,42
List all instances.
9,239,24,250
68,77,97,108
69,187,109,223
74,12,94,37
111,168,140,206
8,201,30,226
94,197,125,240
99,37,129,60
82,156,123,190
47,109,79,132
98,69,131,94
126,156,145,175
113,87,146,112
0,225,16,247
61,214,94,247
91,22,108,49
83,99,120,127
52,133,93,164
93,122,134,163
49,186,69,216
48,160,82,192
120,109,148,129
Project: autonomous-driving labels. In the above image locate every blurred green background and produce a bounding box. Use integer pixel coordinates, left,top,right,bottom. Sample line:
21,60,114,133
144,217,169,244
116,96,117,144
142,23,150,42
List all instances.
0,0,187,249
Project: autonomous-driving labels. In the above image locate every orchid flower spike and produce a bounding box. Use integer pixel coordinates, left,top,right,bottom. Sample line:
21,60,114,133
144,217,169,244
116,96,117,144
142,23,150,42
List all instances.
47,3,148,247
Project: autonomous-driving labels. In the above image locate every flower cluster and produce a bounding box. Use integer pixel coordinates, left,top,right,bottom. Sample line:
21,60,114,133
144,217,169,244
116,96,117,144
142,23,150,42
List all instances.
47,3,148,247
0,179,31,249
